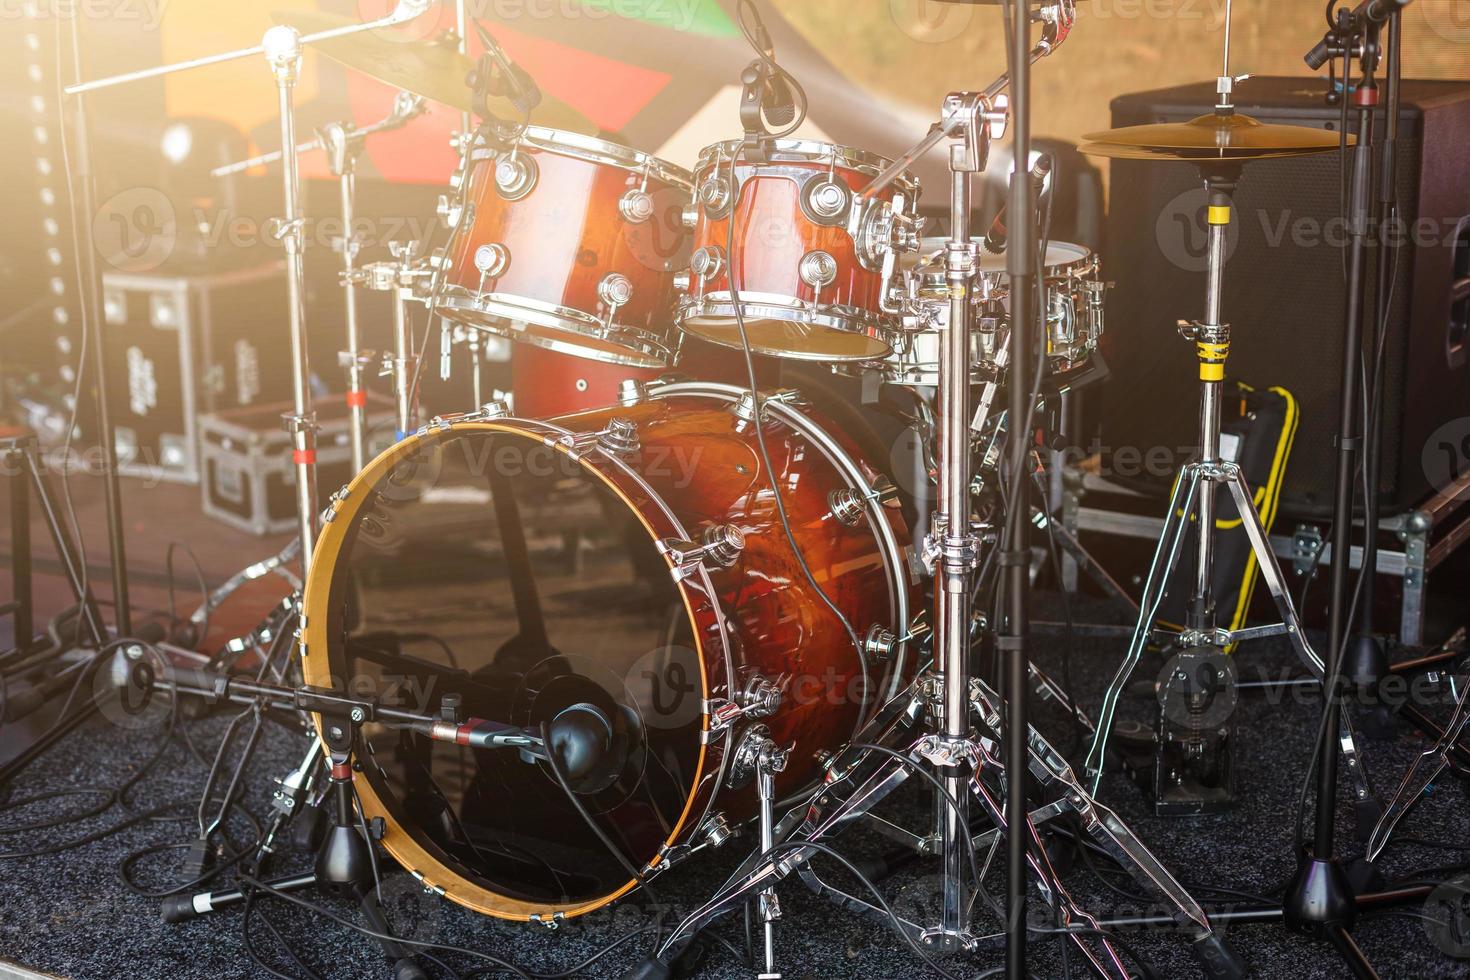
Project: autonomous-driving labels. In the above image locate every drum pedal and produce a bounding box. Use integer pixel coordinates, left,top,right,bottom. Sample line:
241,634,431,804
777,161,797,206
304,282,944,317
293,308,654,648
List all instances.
1150,646,1236,817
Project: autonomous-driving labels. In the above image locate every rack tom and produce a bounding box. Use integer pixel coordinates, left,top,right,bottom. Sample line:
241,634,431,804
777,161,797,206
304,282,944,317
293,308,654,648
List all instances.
676,138,921,363
436,126,693,369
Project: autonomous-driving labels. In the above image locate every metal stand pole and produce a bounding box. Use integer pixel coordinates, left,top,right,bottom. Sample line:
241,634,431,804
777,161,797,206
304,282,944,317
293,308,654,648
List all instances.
1002,0,1035,970
1348,11,1401,682
63,14,130,636
927,92,984,954
1282,19,1384,971
265,27,319,576
322,123,370,473
388,242,421,439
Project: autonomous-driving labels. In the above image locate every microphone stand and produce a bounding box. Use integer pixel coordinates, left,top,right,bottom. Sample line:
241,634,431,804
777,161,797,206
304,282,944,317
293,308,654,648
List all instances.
1347,7,1403,682
1283,5,1410,976
61,11,130,637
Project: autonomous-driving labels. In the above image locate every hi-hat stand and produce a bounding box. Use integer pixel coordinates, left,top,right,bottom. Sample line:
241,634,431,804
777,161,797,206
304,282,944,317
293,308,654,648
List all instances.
1078,20,1376,824
65,0,436,576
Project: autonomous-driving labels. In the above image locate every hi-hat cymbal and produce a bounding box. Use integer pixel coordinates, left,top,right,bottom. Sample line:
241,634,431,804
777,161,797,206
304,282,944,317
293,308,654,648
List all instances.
1080,112,1350,161
269,11,596,135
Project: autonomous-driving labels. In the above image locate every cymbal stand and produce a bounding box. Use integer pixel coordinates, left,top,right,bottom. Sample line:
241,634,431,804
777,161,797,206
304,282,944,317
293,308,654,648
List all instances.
349,243,431,439
65,0,436,577
322,94,427,470
263,29,321,576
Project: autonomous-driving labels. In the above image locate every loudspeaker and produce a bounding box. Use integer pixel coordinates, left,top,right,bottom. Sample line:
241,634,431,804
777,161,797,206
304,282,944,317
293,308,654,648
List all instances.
1099,77,1470,518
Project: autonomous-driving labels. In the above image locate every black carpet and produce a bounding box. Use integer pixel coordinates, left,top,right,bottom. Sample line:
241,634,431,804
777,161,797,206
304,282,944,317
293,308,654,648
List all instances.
3,597,1470,980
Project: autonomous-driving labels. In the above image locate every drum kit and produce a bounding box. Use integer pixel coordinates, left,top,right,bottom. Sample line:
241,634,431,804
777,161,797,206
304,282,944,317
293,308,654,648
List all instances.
65,0,1441,977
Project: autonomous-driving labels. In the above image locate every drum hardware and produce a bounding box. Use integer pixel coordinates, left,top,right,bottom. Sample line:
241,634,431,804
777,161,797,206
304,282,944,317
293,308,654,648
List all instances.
350,241,435,439
1365,669,1470,863
639,671,1239,979
659,524,747,575
636,6,1229,971
417,399,513,434
66,5,435,573
1076,182,1371,822
828,478,899,526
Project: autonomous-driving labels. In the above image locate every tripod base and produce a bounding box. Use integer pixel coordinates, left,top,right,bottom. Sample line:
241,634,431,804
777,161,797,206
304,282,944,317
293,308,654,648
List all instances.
1282,852,1357,934
1344,633,1389,689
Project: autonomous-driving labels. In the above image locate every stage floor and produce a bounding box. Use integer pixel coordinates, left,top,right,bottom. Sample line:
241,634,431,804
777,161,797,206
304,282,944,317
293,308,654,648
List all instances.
2,476,1469,978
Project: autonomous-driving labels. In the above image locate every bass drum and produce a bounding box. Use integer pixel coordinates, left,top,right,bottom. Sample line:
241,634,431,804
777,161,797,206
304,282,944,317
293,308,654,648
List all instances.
301,382,916,921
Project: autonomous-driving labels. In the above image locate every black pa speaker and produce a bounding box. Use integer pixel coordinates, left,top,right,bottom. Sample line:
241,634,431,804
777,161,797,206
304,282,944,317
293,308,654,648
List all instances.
1099,77,1470,518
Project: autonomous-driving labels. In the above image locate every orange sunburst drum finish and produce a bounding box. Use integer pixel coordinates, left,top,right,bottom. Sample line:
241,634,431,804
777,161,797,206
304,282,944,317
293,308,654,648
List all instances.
677,138,921,363
301,382,916,921
436,126,693,370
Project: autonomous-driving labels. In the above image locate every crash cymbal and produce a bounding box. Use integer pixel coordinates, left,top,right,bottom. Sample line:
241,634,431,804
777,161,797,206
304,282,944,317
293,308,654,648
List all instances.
269,10,596,135
1076,143,1334,163
1080,112,1350,161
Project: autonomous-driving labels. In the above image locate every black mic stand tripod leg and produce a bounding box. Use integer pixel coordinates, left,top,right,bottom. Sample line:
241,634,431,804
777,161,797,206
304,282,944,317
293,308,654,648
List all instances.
162,723,429,980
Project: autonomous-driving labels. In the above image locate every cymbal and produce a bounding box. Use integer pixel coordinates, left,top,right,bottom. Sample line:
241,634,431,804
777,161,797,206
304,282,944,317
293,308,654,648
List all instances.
1080,112,1350,161
270,10,596,135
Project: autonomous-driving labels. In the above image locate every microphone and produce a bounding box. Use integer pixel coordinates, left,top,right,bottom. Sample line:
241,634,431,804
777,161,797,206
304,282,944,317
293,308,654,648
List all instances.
546,703,613,782
752,21,796,126
983,154,1052,255
469,21,542,120
1304,0,1412,69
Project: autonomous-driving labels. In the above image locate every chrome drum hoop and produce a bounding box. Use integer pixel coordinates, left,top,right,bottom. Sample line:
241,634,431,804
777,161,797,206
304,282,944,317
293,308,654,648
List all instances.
675,293,906,363
437,285,675,370
644,380,913,701
473,125,695,189
694,137,921,204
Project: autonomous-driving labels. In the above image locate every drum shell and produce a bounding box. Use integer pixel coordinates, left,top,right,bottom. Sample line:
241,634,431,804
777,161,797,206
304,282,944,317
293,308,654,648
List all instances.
688,159,885,314
441,130,692,361
301,384,915,921
564,391,916,810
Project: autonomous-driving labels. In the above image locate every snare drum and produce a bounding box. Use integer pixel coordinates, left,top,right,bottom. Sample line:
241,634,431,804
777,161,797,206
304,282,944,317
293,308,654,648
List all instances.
436,126,693,369
676,138,921,363
860,238,1105,386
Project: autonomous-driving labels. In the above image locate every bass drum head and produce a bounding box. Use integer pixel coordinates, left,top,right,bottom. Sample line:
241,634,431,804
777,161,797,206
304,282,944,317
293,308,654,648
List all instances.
302,425,707,919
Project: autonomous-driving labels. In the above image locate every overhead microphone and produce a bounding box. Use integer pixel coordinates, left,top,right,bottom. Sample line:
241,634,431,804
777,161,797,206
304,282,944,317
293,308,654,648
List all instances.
983,153,1053,255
